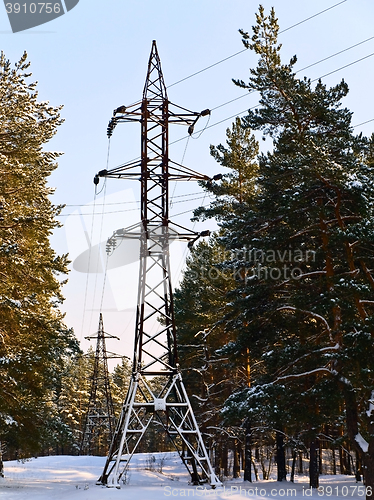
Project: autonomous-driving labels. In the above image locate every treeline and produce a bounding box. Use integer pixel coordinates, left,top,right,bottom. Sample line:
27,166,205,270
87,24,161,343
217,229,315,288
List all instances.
0,51,81,464
0,52,132,464
174,6,374,492
2,8,374,492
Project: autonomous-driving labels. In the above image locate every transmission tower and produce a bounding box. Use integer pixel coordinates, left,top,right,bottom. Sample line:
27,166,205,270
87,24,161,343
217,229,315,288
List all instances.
94,41,221,489
80,313,119,456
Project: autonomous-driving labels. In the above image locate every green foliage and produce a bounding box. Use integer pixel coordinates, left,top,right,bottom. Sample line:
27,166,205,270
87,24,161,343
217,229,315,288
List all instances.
111,357,131,417
194,117,259,221
178,7,374,480
0,52,79,456
220,9,374,445
174,236,246,442
56,352,93,454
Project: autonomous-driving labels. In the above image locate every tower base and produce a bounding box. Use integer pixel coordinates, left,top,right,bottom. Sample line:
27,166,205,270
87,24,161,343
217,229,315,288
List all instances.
98,372,221,488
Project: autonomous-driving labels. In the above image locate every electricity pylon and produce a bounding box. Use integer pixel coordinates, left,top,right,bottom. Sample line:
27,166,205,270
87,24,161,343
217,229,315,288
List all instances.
94,41,221,489
80,313,119,456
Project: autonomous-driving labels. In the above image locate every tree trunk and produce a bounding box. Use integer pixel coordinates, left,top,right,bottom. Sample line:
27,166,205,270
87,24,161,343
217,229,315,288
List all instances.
344,387,374,500
309,440,319,488
318,440,323,475
346,447,352,475
0,442,3,478
190,456,199,485
252,457,260,481
339,446,346,474
222,443,228,477
290,450,297,483
214,441,222,476
233,439,241,478
244,420,252,482
276,431,287,481
363,449,374,500
355,450,362,482
298,451,303,473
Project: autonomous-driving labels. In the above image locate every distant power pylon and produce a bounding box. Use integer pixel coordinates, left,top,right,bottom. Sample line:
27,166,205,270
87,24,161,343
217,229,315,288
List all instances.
80,313,119,456
94,41,221,488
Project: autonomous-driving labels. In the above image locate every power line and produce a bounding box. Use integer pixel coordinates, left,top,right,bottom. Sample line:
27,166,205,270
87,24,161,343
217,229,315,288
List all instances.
62,113,374,221
167,48,247,89
314,51,374,81
171,203,211,219
122,1,349,131
109,36,374,162
57,195,208,217
278,0,347,34
96,3,374,187
63,191,203,208
166,0,348,89
297,34,374,73
171,48,374,142
105,10,374,176
354,118,374,128
211,93,253,111
211,34,374,114
108,34,374,162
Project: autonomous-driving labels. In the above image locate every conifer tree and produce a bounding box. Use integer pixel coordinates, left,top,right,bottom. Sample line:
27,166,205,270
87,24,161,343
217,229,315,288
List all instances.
175,238,240,415
174,237,244,466
111,357,131,418
175,117,260,474
57,353,93,454
0,52,78,455
211,6,374,491
194,116,259,221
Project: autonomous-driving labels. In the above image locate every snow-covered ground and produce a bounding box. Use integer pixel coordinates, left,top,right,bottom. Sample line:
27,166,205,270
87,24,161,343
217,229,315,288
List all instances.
0,452,368,500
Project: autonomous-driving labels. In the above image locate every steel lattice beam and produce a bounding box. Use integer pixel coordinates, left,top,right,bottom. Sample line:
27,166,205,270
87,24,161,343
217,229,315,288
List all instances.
80,314,119,456
95,41,220,489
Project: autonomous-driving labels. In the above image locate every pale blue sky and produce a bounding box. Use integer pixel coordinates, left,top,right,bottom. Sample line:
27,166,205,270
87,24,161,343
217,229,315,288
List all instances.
1,1,374,358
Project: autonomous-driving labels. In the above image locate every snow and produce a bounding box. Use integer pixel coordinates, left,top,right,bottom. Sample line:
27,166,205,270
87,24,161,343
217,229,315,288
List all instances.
355,433,369,453
0,453,368,500
348,180,363,189
2,415,17,426
4,298,21,308
366,390,374,418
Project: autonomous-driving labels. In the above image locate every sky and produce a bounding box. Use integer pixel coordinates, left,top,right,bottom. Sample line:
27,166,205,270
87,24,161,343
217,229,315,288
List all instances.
1,0,374,362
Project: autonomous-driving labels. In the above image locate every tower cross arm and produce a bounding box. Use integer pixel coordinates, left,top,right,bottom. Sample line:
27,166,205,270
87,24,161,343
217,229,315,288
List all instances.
85,333,121,341
93,159,215,184
168,160,210,182
94,159,142,183
168,102,210,131
107,102,143,137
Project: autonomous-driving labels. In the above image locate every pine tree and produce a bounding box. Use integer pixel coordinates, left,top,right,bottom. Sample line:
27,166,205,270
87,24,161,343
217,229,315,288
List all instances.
175,239,232,409
194,116,258,222
213,6,374,491
0,52,78,456
176,118,260,475
174,236,247,473
111,357,131,418
57,353,93,454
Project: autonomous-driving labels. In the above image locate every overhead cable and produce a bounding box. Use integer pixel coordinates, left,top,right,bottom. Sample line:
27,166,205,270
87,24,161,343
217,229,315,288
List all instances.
171,49,374,142
167,0,348,89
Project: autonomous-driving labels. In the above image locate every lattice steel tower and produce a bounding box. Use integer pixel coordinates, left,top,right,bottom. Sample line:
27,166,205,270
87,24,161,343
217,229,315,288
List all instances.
94,41,220,489
80,313,119,456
